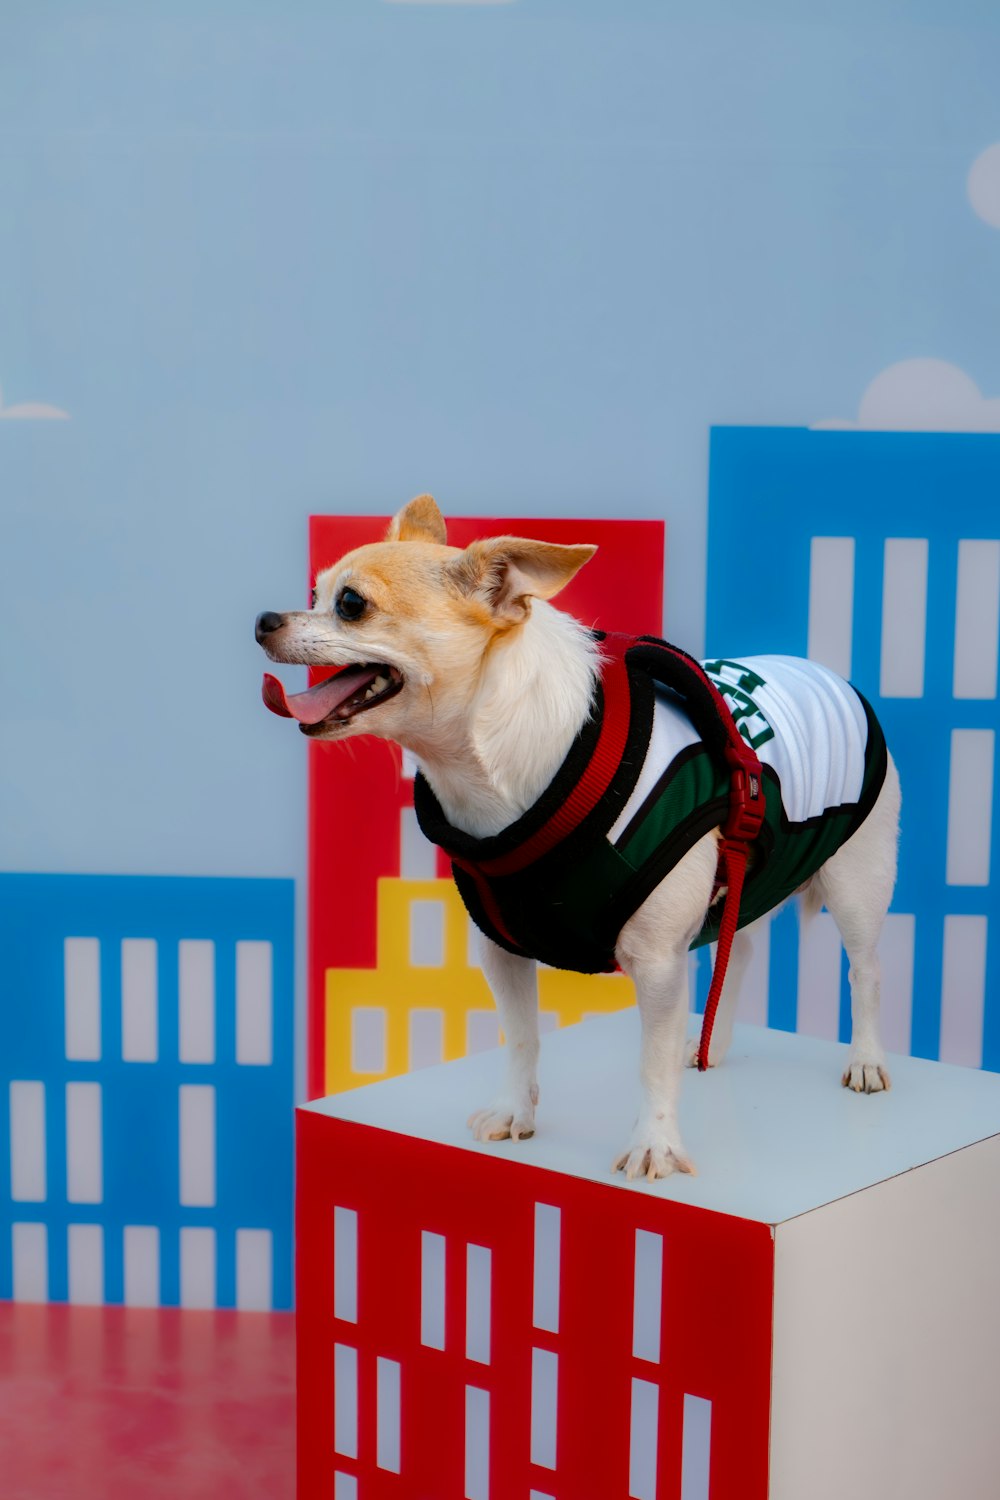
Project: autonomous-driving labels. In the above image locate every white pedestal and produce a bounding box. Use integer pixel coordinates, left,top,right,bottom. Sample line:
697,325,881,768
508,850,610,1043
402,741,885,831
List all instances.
297,1013,1000,1500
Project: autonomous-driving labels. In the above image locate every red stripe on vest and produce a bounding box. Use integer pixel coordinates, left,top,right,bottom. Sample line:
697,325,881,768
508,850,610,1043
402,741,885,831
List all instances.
453,859,522,952
471,638,633,879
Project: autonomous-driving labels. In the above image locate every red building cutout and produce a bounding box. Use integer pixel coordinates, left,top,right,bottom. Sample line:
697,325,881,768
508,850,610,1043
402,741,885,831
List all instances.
297,1107,773,1499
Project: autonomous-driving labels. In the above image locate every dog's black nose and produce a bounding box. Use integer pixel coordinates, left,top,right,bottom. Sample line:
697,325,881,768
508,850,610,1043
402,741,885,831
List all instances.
255,611,285,643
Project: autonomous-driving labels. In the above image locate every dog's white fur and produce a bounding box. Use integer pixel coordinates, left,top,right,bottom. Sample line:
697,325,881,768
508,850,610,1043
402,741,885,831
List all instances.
260,495,900,1181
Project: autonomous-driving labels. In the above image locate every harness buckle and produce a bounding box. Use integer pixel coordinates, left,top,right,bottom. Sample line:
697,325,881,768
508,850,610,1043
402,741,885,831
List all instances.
722,742,766,843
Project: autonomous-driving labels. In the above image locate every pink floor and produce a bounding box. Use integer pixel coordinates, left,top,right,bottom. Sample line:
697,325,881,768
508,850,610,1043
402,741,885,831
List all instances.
0,1304,295,1500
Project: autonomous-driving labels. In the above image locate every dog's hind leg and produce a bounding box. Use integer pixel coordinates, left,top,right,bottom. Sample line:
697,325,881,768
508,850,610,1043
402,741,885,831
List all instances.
467,936,541,1142
613,833,718,1180
812,753,901,1094
683,923,759,1071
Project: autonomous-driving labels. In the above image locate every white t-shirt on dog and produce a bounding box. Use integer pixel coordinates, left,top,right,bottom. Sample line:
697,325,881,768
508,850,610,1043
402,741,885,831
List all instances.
610,655,870,843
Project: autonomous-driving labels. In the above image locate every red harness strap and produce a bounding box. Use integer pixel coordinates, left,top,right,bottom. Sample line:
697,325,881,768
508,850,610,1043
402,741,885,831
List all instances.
443,644,635,954
471,645,633,878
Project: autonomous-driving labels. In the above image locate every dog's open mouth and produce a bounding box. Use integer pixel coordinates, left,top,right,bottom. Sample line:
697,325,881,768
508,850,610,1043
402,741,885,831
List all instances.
262,664,404,734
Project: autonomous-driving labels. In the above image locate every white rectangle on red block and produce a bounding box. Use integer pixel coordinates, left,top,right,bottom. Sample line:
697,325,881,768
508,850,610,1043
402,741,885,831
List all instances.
632,1229,664,1363
530,1348,558,1471
532,1203,561,1333
466,1243,492,1365
334,1344,358,1460
465,1385,490,1500
409,900,445,968
681,1393,712,1500
334,1206,358,1322
629,1376,659,1500
401,806,437,879
376,1357,401,1474
421,1230,446,1350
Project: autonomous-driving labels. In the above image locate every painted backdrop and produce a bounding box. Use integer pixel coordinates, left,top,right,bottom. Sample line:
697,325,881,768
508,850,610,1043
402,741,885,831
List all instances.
3,2,1000,1306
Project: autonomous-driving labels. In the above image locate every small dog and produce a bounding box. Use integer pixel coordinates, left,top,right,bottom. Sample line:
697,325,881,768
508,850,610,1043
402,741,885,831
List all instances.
257,495,899,1181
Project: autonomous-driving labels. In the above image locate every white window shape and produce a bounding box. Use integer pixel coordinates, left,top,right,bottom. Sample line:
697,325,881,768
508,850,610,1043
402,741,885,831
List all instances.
64,938,101,1060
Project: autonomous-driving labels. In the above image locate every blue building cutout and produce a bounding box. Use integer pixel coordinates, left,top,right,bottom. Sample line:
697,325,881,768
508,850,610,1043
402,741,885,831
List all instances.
1,874,294,1307
703,426,1000,1074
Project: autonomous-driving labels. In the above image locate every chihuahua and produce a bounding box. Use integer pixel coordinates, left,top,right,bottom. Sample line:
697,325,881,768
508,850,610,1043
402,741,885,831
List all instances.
257,495,899,1181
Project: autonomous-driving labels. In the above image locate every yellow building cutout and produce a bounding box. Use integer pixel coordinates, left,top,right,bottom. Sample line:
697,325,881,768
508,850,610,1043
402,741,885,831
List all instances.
325,877,636,1094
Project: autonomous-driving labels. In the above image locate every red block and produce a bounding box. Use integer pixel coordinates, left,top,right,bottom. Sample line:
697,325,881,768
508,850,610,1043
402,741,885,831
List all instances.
297,1108,772,1499
296,1013,1000,1500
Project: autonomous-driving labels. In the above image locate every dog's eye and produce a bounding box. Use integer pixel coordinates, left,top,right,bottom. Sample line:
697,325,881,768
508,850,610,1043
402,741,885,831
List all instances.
336,587,367,622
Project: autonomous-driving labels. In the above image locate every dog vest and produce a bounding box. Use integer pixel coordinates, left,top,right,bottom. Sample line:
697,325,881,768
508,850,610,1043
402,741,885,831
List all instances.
413,633,888,974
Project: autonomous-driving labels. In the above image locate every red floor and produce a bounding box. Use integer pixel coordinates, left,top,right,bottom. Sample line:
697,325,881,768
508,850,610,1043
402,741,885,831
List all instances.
0,1303,295,1500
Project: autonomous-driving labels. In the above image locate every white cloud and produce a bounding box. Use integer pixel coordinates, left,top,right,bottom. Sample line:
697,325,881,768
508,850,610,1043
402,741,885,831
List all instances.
968,143,1000,230
0,385,69,421
813,359,1000,433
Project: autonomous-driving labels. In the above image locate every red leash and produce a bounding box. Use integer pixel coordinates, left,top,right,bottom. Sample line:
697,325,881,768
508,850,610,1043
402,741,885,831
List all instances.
695,706,767,1070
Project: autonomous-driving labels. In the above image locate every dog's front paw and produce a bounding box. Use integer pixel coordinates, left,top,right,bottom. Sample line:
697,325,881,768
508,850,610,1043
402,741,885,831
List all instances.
613,1120,696,1183
468,1098,536,1143
842,1055,891,1093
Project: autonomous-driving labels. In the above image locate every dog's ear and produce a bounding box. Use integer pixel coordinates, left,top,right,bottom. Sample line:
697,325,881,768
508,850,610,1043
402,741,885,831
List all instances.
451,537,596,623
385,494,447,545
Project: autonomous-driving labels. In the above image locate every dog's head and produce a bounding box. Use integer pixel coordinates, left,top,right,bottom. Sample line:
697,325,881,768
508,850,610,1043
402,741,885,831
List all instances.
256,495,596,744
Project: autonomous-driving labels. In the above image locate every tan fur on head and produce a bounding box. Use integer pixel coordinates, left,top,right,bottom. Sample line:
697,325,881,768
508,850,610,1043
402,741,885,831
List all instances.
385,494,447,546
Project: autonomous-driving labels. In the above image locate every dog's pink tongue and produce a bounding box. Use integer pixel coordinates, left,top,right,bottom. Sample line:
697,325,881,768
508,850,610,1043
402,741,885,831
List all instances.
261,667,377,724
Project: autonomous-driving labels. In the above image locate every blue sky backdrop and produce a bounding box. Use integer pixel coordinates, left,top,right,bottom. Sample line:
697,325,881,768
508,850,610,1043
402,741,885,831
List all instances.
3,0,1000,880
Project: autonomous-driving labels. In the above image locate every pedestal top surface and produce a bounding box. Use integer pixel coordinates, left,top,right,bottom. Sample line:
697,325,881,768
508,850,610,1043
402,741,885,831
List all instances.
302,1012,1000,1224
